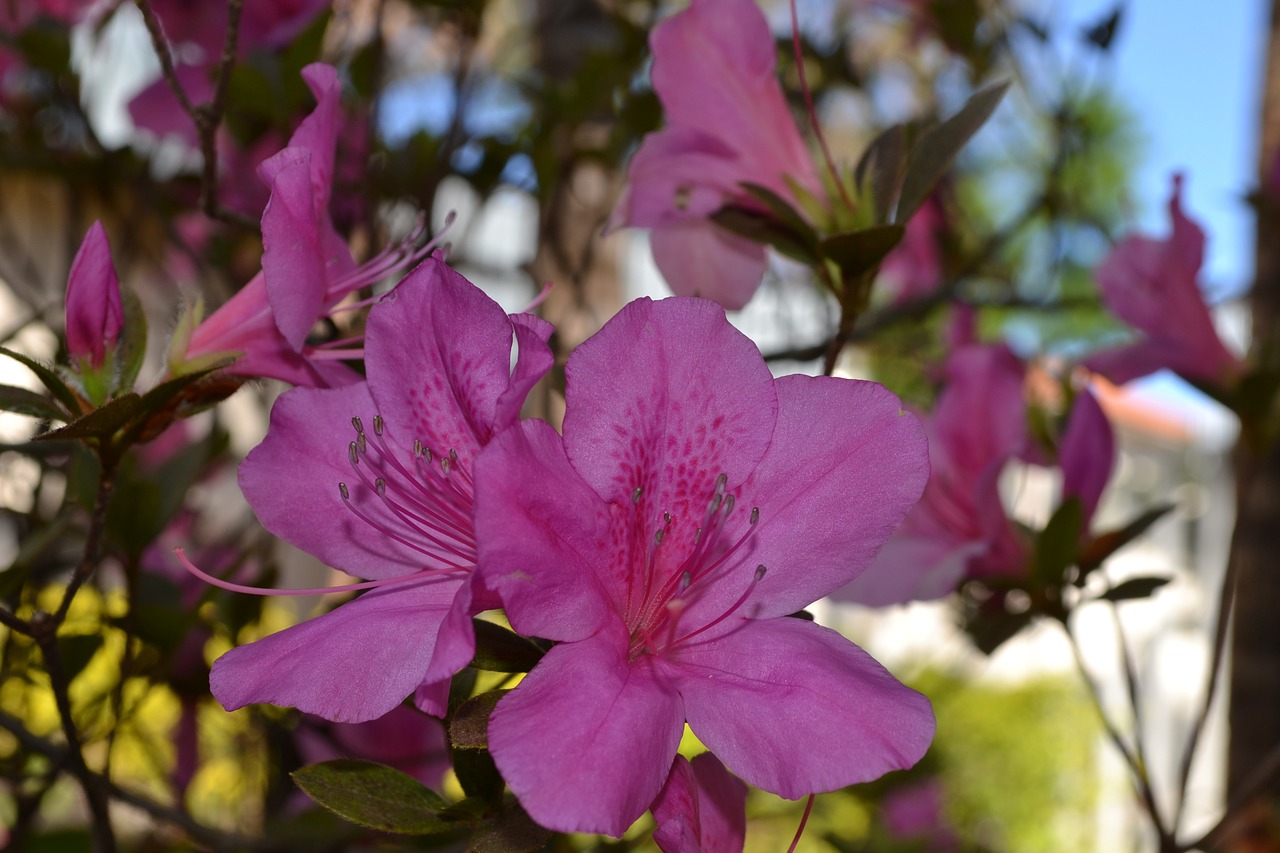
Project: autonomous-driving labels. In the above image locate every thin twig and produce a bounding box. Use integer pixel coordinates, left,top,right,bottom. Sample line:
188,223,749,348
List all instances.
134,0,197,120
51,466,115,627
1108,603,1169,837
197,0,244,219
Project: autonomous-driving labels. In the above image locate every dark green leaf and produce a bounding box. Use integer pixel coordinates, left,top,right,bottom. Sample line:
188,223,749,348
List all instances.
1033,497,1082,587
711,206,820,265
739,182,819,242
291,759,455,835
470,803,553,853
470,620,544,673
450,690,507,750
1098,576,1171,603
0,346,80,414
55,634,103,681
896,81,1010,223
819,225,905,279
37,393,142,442
854,124,908,224
0,384,66,421
1077,503,1175,577
1082,6,1123,51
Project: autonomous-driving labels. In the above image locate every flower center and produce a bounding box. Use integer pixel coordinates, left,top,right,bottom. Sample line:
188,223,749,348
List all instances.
626,473,764,662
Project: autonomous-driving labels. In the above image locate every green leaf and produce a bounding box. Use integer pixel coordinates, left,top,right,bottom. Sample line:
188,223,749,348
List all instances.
854,124,908,224
115,288,149,395
819,225,905,279
470,620,544,673
55,634,103,682
0,384,66,421
1077,503,1175,577
36,393,142,442
739,182,819,244
1032,497,1082,587
450,690,507,750
0,346,80,413
896,81,1010,223
710,206,820,265
470,803,553,853
291,759,456,835
1098,576,1171,603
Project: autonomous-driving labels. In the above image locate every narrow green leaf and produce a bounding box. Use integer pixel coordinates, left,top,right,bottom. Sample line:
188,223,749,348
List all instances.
896,81,1010,222
450,690,507,750
291,759,456,835
739,182,819,242
470,620,545,673
1033,497,1082,587
0,384,66,421
0,346,80,413
36,393,142,442
1077,503,1175,577
710,207,820,265
1098,576,1171,603
854,124,908,224
819,225,905,279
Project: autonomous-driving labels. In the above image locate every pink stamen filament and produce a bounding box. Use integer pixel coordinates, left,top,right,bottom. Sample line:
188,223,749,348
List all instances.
789,0,853,211
786,794,816,853
174,547,458,597
664,564,766,650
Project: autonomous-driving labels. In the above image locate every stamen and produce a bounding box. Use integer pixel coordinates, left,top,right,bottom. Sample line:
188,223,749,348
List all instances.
633,486,643,504
373,415,384,436
786,794,816,853
175,547,451,597
666,564,766,649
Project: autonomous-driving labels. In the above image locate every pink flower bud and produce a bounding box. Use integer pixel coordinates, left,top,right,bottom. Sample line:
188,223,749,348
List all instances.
65,222,123,369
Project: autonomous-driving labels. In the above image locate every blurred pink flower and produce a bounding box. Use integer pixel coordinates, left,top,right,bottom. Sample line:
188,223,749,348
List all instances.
64,221,123,370
207,258,553,723
611,0,823,309
1087,175,1244,386
478,296,933,835
879,197,943,303
652,753,747,853
881,778,959,852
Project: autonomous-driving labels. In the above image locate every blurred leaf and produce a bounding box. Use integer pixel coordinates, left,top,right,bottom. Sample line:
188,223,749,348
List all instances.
470,803,553,853
820,225,905,279
0,346,80,414
55,634,103,682
471,620,544,673
1033,497,1082,587
962,590,1035,656
740,182,819,243
0,384,66,421
37,393,141,442
897,81,1010,223
711,206,819,265
292,759,456,835
450,690,507,750
854,124,908,224
1082,6,1123,51
1077,503,1175,577
1098,576,1170,602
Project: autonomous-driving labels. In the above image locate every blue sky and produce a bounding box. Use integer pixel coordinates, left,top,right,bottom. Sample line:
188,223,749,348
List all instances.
1069,0,1263,298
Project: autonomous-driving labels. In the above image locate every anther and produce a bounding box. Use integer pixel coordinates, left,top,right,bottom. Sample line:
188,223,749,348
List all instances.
357,432,367,455
654,529,665,547
351,416,364,435
413,439,424,458
449,449,458,463
633,486,643,504
750,507,760,525
373,415,384,436
338,482,350,500
348,442,360,465
679,570,691,591
664,511,672,525
723,494,735,515
754,564,767,582
714,473,728,494
375,478,387,496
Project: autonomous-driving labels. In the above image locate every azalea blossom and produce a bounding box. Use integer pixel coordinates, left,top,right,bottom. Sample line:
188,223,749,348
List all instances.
1087,174,1244,386
651,753,747,853
203,258,553,722
65,221,123,370
837,343,1030,606
611,0,824,309
475,297,934,835
175,64,436,387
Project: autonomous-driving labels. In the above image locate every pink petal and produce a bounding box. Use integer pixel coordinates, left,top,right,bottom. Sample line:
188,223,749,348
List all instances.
65,221,122,368
365,258,528,458
650,221,769,310
287,63,341,212
931,345,1027,480
833,534,978,607
239,383,441,580
618,128,755,227
259,150,330,350
673,618,935,799
474,420,615,643
652,754,748,853
1060,389,1115,525
563,296,776,509
735,375,929,617
488,636,685,836
492,312,554,431
413,577,476,717
210,577,465,723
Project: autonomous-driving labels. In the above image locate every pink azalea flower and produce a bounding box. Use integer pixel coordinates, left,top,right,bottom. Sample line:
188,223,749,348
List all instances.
611,0,824,309
205,258,553,723
651,753,747,853
475,297,934,835
1087,175,1244,386
65,221,123,370
836,344,1030,606
177,64,435,387
880,778,959,852
1059,387,1115,525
